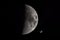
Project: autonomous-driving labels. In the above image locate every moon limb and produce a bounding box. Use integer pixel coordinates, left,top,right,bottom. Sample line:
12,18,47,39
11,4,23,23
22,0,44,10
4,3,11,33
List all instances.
22,4,38,34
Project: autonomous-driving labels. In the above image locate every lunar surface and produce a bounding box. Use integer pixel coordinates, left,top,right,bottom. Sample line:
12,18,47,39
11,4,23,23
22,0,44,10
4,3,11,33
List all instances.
22,4,38,35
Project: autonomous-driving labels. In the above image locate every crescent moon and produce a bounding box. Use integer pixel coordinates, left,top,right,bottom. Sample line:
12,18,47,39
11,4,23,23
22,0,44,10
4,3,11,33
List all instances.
22,4,38,35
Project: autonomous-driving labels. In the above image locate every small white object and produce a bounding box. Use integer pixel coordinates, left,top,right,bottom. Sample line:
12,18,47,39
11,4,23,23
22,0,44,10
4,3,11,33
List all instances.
40,30,43,33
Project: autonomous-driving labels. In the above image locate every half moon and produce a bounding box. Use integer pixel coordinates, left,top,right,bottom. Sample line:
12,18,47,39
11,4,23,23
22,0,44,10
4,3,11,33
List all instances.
22,4,38,35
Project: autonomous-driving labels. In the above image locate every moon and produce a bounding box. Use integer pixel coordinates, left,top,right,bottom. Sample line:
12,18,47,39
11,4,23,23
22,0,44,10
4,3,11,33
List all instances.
22,4,38,35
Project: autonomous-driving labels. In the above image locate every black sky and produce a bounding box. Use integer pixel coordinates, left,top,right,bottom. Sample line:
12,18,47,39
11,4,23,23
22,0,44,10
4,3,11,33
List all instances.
17,0,60,40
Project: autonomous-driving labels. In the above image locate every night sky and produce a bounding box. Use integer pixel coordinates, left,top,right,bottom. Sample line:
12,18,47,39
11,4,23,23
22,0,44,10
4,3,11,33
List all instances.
7,0,60,40
0,0,59,40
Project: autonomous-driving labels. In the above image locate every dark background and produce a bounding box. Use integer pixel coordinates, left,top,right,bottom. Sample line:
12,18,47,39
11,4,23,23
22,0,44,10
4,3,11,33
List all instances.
15,0,60,40
0,0,59,40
